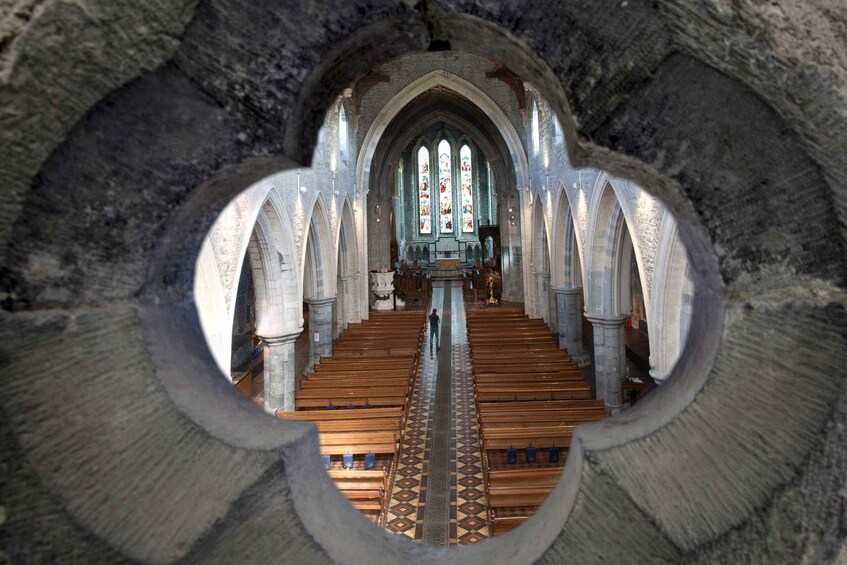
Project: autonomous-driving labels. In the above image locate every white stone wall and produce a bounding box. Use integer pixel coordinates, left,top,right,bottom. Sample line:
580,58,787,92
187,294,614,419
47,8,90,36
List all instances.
194,96,366,378
521,87,695,383
193,54,694,385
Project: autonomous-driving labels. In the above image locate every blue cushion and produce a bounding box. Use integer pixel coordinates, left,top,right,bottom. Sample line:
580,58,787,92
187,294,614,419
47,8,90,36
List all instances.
506,448,517,464
321,454,331,470
549,446,560,463
342,453,354,469
365,453,376,470
326,404,336,410
526,446,537,464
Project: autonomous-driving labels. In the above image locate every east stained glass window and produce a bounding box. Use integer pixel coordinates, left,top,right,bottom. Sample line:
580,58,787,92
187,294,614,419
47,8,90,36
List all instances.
418,146,432,234
438,139,454,233
460,144,474,233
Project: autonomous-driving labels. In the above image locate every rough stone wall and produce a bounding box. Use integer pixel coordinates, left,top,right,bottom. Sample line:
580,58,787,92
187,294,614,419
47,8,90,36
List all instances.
0,0,199,255
357,51,526,157
0,1,845,564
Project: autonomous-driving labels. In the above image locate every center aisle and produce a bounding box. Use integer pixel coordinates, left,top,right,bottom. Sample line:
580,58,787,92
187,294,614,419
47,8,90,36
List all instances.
384,282,489,545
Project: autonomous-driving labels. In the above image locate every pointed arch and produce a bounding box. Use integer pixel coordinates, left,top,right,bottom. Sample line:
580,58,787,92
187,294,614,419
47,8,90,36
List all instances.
194,185,300,378
531,196,553,322
356,70,529,196
302,194,336,300
584,173,650,318
650,213,695,383
336,197,359,278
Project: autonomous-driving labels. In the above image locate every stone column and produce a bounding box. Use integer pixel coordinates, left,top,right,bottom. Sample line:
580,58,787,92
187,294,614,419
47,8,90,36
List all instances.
554,287,591,367
306,297,335,371
585,313,630,412
542,272,554,332
260,329,302,414
649,355,666,385
345,273,360,324
532,270,549,321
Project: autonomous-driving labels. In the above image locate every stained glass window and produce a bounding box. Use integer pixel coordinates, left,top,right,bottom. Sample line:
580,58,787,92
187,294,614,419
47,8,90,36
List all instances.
417,146,431,234
438,140,454,233
460,144,474,233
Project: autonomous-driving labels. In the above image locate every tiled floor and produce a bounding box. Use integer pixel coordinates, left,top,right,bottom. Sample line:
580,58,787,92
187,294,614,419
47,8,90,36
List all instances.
452,285,490,544
384,288,443,539
384,283,489,545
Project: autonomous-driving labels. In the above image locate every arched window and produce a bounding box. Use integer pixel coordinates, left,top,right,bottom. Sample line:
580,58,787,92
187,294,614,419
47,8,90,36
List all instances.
460,144,474,232
531,101,540,156
417,146,432,234
438,139,454,233
552,115,564,146
338,105,348,164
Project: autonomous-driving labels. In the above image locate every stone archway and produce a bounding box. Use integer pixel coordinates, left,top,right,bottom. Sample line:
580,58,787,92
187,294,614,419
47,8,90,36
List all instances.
530,196,552,325
303,195,336,370
1,5,844,564
584,178,646,410
551,185,590,366
650,214,695,385
335,198,360,338
194,186,301,379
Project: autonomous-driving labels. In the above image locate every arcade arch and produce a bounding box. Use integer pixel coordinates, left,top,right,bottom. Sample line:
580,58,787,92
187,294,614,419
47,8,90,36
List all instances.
3,6,844,564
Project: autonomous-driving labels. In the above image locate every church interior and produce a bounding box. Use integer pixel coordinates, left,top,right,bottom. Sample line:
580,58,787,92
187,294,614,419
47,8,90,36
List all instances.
1,1,845,563
193,49,697,543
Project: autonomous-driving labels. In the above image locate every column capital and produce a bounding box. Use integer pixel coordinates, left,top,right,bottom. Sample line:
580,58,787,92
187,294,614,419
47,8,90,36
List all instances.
304,296,336,306
585,313,630,327
260,328,302,345
553,286,583,296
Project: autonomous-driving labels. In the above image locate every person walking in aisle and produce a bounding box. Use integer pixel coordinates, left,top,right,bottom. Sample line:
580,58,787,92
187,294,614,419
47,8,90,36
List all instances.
428,308,440,353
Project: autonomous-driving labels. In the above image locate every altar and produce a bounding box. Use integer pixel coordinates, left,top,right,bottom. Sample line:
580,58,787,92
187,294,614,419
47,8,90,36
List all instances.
435,258,461,271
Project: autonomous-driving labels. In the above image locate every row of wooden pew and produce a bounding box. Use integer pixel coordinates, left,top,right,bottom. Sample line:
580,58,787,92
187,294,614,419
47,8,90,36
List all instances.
278,310,427,524
466,307,607,535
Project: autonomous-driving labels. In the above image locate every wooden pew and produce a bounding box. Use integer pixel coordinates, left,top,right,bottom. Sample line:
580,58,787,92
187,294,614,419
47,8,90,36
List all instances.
475,384,593,402
486,467,562,507
319,430,397,455
327,469,388,522
478,399,605,415
480,425,576,450
295,389,408,409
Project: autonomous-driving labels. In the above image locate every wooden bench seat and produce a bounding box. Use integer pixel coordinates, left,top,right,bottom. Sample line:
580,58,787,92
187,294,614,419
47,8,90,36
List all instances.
327,469,387,520
332,346,419,357
277,407,403,420
303,376,413,387
486,467,562,507
478,399,605,414
473,363,580,375
295,394,407,409
318,430,397,455
489,515,528,535
481,426,576,450
475,386,593,403
474,373,584,384
481,413,605,428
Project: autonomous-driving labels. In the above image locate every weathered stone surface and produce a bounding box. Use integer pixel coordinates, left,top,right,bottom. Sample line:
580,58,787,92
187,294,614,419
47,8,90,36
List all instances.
0,0,198,253
0,1,845,563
